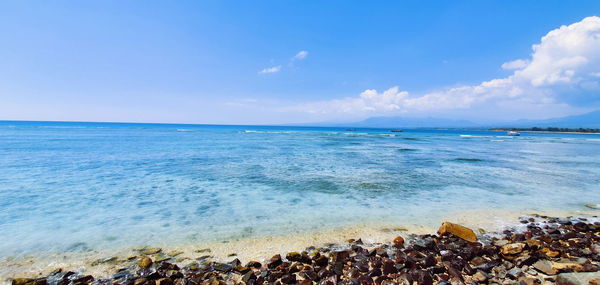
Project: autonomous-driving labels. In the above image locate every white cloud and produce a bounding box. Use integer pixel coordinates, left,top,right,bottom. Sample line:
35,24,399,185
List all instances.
259,65,282,74
298,87,409,115
259,51,308,75
293,50,308,60
290,16,600,119
501,59,529,70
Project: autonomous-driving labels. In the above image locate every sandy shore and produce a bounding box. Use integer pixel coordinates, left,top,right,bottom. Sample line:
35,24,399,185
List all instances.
1,207,596,282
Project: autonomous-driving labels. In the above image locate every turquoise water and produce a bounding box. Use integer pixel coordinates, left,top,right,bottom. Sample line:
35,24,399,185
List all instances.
1,121,599,257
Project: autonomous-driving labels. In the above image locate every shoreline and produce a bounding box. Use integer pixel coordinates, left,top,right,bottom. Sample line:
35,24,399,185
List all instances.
4,214,599,285
2,208,598,283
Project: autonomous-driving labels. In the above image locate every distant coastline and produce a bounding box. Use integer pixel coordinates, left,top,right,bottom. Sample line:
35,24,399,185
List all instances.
490,127,600,134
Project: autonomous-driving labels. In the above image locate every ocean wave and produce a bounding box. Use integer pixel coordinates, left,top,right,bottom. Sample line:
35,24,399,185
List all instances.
241,130,299,134
452,158,484,162
342,132,369,135
39,126,88,129
460,134,493,138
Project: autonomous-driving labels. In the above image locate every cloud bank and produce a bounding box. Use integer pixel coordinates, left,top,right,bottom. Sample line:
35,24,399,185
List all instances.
291,16,600,120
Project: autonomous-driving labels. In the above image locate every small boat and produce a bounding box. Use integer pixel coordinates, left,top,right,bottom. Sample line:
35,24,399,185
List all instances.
390,129,404,133
507,131,520,136
344,128,356,131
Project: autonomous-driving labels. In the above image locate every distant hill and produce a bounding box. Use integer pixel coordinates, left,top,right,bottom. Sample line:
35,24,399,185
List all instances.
302,110,600,129
347,116,480,128
503,110,600,128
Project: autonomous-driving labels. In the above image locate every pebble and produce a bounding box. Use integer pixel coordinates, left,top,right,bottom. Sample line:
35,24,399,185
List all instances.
501,243,525,255
139,257,152,269
393,236,405,247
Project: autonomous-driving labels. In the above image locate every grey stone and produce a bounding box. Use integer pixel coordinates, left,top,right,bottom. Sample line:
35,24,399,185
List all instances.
556,272,600,285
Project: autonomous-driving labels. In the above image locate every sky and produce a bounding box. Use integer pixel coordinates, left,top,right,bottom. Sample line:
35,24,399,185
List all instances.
1,1,600,125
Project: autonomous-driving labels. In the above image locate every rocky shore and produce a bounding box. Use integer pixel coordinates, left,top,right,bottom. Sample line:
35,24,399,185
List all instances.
6,215,600,285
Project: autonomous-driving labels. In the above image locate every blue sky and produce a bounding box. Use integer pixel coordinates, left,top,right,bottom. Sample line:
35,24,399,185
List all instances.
1,1,600,124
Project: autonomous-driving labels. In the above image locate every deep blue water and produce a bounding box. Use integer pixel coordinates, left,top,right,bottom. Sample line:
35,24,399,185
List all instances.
0,121,599,256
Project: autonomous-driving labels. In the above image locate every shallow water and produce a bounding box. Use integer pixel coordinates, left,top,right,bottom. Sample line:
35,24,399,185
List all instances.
1,121,599,260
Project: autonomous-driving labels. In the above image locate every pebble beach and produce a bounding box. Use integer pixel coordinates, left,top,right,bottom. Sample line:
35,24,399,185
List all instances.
5,214,600,285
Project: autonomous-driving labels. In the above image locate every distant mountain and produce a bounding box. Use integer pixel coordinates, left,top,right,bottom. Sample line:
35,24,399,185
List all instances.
303,110,600,129
503,110,600,128
347,116,481,128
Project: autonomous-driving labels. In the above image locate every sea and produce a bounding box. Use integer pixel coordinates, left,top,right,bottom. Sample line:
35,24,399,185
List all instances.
1,121,599,262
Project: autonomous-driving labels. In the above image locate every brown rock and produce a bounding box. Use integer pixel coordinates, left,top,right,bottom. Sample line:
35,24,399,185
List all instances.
393,236,404,247
156,278,173,285
472,271,487,282
533,260,584,275
313,255,328,267
11,278,33,285
382,259,397,275
286,251,301,261
246,261,262,269
540,248,560,258
329,250,350,262
437,222,477,242
139,257,153,269
470,256,486,266
268,254,282,269
526,239,541,249
501,243,525,255
552,261,584,272
234,266,251,274
518,276,539,285
281,273,296,284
